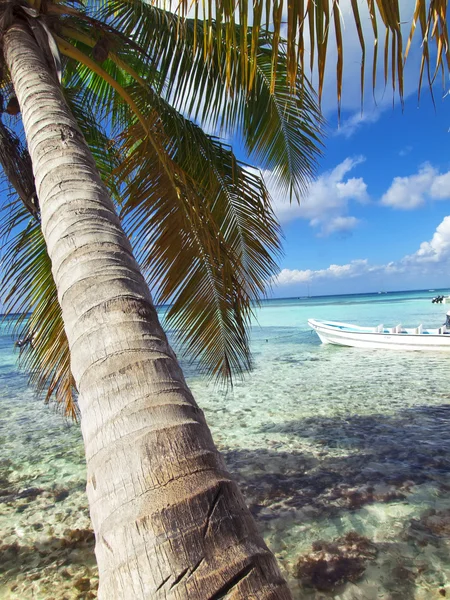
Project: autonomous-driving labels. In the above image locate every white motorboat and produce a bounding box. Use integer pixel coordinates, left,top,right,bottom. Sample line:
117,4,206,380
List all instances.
308,318,450,351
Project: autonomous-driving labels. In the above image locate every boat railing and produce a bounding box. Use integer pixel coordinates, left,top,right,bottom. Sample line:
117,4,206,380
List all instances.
310,319,450,337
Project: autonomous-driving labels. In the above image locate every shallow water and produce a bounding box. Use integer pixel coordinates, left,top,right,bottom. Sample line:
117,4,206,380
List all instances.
2,290,450,598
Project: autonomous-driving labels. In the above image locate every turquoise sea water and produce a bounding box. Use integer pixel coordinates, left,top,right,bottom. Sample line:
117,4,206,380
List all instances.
2,289,450,598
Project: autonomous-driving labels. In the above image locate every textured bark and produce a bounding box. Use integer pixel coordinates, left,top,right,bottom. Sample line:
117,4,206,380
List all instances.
4,23,293,599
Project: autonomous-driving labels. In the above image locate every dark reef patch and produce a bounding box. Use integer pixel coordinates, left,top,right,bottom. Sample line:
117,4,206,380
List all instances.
221,404,450,527
405,508,450,548
293,532,377,591
0,528,95,577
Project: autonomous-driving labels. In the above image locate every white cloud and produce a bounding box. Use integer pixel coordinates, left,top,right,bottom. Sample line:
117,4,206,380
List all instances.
399,145,413,157
381,164,450,209
272,259,406,288
274,268,314,285
430,172,450,198
334,110,381,138
273,259,381,286
403,216,450,264
318,216,361,237
272,214,450,289
267,161,450,288
268,156,368,235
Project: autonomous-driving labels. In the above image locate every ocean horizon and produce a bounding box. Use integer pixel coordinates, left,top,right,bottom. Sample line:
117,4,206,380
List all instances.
2,288,450,598
4,287,450,317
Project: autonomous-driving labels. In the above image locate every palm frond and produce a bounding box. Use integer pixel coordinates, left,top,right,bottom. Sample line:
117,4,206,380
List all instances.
242,39,324,200
91,2,323,199
119,110,282,379
160,22,324,200
0,119,37,217
138,0,449,108
53,9,291,378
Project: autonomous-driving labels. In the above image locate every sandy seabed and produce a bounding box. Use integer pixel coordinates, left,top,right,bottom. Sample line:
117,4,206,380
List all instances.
2,292,450,599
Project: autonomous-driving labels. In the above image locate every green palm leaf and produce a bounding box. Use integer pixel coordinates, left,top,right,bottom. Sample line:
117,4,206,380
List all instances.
119,111,281,378
142,0,449,108
55,29,288,378
89,2,324,199
0,0,322,393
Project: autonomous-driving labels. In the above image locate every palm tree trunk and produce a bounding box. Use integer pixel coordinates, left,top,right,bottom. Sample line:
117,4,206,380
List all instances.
4,23,292,600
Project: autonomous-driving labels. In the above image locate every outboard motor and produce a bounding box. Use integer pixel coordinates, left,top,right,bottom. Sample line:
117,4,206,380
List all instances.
446,311,450,329
15,332,33,348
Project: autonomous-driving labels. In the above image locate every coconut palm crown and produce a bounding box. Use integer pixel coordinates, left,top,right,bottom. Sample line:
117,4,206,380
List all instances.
0,1,448,417
0,0,325,416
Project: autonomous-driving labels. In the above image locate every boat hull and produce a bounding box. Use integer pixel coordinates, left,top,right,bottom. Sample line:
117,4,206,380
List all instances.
308,319,450,351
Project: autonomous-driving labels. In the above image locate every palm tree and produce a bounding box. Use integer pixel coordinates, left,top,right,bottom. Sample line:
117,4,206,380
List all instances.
0,1,320,598
0,1,448,598
1,1,322,418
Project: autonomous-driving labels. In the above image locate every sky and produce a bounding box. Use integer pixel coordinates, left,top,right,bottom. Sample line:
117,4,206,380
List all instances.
1,1,448,305
261,2,450,298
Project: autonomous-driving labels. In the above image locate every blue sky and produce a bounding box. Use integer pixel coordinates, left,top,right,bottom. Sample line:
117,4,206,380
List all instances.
269,93,450,298
1,2,448,304
262,2,450,298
